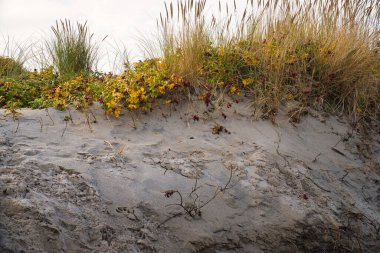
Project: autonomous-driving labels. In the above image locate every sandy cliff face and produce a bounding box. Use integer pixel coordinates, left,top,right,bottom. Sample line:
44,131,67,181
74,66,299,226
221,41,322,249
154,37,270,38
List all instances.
0,101,379,252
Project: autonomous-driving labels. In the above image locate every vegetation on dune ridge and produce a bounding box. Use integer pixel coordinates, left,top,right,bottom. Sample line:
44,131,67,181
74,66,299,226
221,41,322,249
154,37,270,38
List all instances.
0,0,379,125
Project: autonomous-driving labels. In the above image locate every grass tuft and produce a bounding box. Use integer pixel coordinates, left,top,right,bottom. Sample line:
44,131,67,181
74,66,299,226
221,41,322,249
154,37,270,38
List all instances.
45,19,99,78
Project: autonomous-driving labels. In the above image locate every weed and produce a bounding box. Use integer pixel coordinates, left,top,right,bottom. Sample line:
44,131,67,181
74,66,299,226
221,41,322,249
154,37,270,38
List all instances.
211,123,230,134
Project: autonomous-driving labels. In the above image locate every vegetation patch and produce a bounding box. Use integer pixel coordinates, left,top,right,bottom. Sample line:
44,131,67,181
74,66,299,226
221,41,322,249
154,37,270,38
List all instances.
0,0,379,125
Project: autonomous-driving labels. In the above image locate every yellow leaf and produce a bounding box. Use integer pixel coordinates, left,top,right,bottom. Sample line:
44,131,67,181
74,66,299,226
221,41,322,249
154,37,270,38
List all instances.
242,78,254,87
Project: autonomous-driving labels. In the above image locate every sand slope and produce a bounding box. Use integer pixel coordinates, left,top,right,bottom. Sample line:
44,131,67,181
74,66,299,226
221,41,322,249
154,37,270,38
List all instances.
0,101,379,252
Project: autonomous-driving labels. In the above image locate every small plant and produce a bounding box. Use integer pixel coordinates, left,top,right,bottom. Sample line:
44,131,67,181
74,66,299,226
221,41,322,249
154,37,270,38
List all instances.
4,106,22,121
211,123,230,134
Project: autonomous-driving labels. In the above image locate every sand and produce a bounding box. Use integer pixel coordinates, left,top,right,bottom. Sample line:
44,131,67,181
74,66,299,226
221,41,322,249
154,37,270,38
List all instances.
0,99,379,252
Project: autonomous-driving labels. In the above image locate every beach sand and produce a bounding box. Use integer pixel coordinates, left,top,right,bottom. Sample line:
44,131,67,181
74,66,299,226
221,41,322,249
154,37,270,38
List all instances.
0,100,379,252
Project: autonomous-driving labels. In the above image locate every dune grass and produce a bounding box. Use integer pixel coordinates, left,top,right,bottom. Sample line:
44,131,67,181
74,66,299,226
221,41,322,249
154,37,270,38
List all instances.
45,19,99,78
0,0,379,125
157,0,380,121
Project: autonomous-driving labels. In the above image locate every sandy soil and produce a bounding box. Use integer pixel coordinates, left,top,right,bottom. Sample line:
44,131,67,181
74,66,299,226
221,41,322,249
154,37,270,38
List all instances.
0,100,379,252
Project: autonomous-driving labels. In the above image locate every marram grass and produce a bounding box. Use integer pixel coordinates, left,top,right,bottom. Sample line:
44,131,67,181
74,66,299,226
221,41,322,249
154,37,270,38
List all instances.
156,0,380,121
45,19,99,78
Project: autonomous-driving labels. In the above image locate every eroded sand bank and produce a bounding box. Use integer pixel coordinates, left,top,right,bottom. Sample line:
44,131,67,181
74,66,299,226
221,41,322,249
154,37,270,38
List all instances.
0,101,379,252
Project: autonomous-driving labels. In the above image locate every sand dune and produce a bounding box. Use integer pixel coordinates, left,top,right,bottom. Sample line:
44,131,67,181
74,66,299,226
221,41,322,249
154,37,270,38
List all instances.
0,100,379,252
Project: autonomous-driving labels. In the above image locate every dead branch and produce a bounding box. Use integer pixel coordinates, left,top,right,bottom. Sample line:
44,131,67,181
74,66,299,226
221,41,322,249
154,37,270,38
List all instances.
163,165,237,218
312,152,322,163
331,147,346,157
157,212,183,228
104,140,126,157
45,108,54,125
340,171,349,182
361,185,370,203
37,117,43,132
61,121,68,137
220,165,234,192
61,115,71,137
275,129,290,167
89,109,97,123
189,171,201,196
14,119,20,133
299,172,331,193
67,109,74,123
85,112,94,132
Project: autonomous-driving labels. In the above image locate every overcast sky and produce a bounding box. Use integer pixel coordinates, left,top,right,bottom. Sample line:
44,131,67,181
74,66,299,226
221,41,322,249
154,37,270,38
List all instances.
0,0,175,71
1,1,168,38
0,0,238,71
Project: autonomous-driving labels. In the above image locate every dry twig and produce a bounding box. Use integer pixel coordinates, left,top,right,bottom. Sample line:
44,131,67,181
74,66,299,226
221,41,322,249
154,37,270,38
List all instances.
163,165,237,218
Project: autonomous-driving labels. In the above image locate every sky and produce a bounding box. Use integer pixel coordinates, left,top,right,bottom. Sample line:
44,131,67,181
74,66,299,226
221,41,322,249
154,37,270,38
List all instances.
0,0,244,72
0,0,172,71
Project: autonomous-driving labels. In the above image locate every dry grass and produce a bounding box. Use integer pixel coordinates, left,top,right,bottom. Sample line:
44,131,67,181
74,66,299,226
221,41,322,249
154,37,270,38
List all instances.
156,0,380,121
157,0,210,87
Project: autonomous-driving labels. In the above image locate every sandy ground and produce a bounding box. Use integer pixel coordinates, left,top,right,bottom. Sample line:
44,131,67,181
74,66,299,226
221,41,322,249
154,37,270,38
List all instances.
0,100,379,253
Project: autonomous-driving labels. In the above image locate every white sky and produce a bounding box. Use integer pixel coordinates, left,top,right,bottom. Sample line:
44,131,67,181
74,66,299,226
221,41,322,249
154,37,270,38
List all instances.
0,0,170,71
0,0,241,72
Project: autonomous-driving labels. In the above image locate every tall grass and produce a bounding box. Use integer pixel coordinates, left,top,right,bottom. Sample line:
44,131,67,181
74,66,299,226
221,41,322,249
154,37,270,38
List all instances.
157,0,380,121
104,40,131,74
45,19,99,77
158,0,210,88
